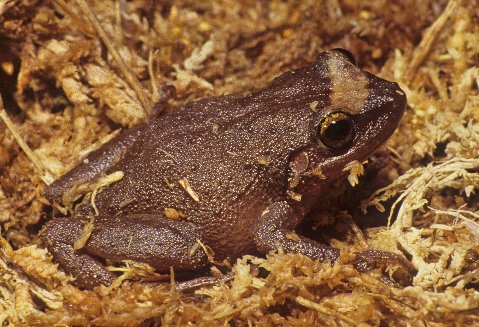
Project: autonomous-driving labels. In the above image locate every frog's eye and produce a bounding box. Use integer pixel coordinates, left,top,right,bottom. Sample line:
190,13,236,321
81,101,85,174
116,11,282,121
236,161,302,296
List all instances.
318,112,354,149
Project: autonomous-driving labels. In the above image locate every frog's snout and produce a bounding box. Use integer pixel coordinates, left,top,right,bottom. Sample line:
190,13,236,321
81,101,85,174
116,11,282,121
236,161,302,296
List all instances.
365,72,407,118
389,82,407,116
374,82,407,127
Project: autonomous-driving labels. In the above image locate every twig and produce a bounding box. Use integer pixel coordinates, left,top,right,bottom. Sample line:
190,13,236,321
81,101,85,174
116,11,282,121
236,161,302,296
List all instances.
74,0,153,112
0,0,15,16
295,296,356,325
429,206,479,239
148,49,161,103
0,96,52,185
343,214,368,248
52,0,95,37
405,0,461,82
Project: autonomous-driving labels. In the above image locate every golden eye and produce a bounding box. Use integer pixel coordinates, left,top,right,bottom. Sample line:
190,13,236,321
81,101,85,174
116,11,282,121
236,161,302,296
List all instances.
319,112,354,149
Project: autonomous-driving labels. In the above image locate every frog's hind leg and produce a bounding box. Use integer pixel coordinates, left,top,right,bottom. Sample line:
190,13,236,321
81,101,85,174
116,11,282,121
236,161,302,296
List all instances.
41,214,208,289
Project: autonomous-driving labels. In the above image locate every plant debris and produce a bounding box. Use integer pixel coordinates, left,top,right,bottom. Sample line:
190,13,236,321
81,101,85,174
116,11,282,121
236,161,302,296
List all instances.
0,0,478,325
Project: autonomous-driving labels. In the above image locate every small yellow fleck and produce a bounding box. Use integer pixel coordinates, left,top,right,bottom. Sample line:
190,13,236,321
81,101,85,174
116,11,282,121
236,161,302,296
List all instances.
288,175,300,189
309,100,319,112
311,166,326,179
343,160,366,187
172,26,182,37
53,204,68,215
282,28,294,38
290,10,301,23
188,242,201,257
257,155,272,166
372,48,382,59
91,189,100,216
164,207,181,220
287,191,302,202
285,232,300,241
198,21,212,32
396,90,405,96
164,177,174,189
212,123,219,133
73,215,95,250
1,61,14,75
359,10,373,20
178,178,200,202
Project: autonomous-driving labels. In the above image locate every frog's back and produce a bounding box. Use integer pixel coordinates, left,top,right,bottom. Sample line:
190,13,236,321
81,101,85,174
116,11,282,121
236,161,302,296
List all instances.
92,88,317,218
87,76,327,259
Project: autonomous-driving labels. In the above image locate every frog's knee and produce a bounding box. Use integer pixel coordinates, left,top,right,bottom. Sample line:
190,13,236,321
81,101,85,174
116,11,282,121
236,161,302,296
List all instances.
40,218,82,246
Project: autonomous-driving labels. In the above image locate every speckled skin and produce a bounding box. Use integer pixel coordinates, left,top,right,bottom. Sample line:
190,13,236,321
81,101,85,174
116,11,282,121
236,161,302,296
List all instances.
41,50,406,289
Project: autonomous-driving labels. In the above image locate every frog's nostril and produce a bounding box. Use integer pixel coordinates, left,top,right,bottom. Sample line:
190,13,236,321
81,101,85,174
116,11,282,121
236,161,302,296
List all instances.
391,86,407,114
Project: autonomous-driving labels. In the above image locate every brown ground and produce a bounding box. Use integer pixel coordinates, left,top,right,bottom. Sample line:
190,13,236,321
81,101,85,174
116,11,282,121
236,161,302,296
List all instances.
0,0,478,325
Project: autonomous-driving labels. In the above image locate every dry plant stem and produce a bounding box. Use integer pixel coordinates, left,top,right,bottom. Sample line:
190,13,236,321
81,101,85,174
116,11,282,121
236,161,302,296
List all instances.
74,0,153,112
365,158,479,228
52,0,95,37
148,50,161,103
295,296,356,325
344,215,368,248
0,0,10,15
406,0,461,82
0,99,51,185
429,206,479,238
114,0,122,43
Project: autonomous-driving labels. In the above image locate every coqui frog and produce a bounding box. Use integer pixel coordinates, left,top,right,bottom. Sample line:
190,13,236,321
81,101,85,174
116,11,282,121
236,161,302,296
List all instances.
41,49,407,289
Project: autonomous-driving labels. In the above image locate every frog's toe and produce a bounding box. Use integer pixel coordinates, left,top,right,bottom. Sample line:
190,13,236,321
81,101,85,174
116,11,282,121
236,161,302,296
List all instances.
354,249,416,287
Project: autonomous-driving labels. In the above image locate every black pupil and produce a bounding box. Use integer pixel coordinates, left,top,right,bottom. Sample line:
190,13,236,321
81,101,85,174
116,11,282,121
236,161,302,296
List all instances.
326,119,352,141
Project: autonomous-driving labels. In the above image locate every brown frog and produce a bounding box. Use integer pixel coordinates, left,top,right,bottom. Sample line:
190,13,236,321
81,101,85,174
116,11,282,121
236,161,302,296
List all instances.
41,49,407,289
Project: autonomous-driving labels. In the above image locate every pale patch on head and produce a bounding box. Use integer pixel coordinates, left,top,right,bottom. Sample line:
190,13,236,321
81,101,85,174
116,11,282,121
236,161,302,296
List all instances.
327,51,369,114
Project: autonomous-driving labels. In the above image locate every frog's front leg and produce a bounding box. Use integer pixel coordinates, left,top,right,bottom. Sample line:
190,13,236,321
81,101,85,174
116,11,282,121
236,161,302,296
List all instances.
45,85,175,205
254,201,339,262
41,214,208,289
45,124,145,204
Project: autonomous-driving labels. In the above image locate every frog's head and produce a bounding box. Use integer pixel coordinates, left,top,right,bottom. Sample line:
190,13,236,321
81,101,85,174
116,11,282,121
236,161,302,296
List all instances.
289,49,407,183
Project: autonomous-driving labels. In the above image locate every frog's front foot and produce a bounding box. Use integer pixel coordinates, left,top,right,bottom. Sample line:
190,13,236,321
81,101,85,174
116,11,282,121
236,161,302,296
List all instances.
254,201,340,262
41,214,208,289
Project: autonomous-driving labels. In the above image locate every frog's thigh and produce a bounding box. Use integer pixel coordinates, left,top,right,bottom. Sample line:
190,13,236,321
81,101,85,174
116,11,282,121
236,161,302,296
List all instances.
41,215,208,289
85,215,208,271
254,201,339,262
